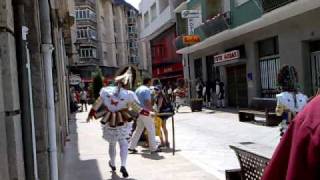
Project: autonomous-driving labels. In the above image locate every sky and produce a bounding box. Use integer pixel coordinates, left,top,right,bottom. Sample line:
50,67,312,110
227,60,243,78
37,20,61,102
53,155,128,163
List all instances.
125,0,141,10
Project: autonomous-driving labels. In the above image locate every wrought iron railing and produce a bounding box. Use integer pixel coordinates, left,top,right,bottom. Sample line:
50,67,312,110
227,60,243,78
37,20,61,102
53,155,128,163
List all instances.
262,0,296,12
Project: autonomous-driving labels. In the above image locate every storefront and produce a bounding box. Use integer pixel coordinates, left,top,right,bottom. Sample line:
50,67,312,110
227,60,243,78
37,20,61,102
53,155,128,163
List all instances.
181,6,320,106
214,49,248,107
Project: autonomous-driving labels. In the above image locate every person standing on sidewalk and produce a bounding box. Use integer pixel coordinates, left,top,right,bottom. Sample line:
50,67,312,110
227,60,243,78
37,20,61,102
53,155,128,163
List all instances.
87,66,149,178
216,80,225,108
128,77,160,154
80,89,88,111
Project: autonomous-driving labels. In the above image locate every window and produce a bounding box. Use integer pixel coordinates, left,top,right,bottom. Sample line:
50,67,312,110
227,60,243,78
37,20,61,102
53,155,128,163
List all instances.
128,25,136,33
258,37,280,97
144,12,149,28
79,47,97,58
159,0,169,13
151,3,157,21
75,8,96,20
77,26,96,39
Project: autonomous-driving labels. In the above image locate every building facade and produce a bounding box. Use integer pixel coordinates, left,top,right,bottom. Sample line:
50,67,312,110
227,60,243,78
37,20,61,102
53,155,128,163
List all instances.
139,0,184,85
71,0,141,86
176,0,320,107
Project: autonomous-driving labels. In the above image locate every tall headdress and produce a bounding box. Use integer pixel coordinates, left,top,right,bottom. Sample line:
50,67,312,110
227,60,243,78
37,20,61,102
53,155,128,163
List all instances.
115,65,140,89
277,65,299,92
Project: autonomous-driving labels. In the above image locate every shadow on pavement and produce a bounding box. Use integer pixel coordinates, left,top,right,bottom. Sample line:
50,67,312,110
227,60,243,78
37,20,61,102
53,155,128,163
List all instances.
106,172,137,180
62,115,103,180
141,153,164,160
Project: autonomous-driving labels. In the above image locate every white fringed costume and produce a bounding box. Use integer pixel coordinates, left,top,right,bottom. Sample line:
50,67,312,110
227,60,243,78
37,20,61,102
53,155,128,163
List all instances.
87,66,149,177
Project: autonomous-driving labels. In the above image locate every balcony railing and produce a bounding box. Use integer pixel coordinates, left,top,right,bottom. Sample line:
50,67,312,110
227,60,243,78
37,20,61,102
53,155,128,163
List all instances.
194,12,230,40
262,0,297,12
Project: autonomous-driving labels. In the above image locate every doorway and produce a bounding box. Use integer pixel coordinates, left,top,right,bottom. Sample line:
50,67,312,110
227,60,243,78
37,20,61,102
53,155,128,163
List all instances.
227,64,248,107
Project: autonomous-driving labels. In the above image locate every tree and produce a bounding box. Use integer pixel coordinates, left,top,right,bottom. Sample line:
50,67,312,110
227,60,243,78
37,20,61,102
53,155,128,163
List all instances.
90,69,103,100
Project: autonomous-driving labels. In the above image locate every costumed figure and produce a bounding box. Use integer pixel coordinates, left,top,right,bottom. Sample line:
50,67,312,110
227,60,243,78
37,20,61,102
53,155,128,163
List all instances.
87,66,151,178
276,65,308,137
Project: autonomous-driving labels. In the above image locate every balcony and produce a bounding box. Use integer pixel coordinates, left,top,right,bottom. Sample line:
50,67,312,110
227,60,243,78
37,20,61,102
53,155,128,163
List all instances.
194,12,230,40
262,0,297,12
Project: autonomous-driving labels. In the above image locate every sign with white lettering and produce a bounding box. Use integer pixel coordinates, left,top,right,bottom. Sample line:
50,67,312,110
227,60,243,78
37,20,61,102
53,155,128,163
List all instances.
69,75,81,85
214,50,240,63
181,10,201,19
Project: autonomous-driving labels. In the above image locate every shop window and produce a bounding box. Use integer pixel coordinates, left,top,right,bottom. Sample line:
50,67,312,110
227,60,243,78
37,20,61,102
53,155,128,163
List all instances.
258,37,280,97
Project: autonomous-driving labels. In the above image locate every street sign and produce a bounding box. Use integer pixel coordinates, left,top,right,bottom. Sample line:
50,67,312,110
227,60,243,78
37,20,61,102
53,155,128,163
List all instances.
181,10,201,19
182,35,201,44
214,50,240,63
69,74,81,85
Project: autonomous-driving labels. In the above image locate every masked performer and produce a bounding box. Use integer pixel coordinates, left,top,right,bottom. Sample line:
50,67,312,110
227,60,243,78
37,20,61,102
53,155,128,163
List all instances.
87,66,152,178
275,65,308,137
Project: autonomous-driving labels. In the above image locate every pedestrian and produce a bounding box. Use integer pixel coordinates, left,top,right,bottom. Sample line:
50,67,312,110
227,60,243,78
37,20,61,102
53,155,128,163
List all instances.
202,82,207,106
216,80,225,108
196,79,203,98
262,95,320,180
174,79,187,112
128,77,161,154
167,85,173,101
275,65,308,136
80,89,88,111
87,66,149,178
154,85,173,148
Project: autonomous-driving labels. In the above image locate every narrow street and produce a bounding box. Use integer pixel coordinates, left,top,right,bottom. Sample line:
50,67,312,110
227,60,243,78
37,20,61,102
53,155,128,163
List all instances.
62,107,218,180
63,106,280,180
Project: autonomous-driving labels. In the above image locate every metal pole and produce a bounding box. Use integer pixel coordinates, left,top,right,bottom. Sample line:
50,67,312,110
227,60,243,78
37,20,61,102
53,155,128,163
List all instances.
172,115,175,155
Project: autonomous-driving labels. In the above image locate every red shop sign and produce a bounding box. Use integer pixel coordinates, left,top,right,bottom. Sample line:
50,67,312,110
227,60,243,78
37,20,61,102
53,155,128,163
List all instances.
214,50,240,63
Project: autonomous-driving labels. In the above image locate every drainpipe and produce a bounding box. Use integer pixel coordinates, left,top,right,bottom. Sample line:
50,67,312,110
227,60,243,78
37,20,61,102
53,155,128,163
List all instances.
38,0,59,180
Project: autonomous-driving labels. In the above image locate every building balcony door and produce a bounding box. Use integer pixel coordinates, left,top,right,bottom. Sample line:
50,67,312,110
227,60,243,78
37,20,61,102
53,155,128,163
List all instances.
311,51,320,94
227,64,248,108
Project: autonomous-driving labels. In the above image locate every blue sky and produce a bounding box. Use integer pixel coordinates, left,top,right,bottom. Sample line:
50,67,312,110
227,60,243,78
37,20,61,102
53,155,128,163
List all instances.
125,0,141,10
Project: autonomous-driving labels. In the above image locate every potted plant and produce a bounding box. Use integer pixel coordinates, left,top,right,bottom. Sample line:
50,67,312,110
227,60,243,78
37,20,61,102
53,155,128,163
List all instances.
191,98,203,112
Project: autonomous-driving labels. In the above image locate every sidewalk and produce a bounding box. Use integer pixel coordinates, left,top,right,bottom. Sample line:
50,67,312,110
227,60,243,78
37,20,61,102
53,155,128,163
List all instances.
62,110,219,180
